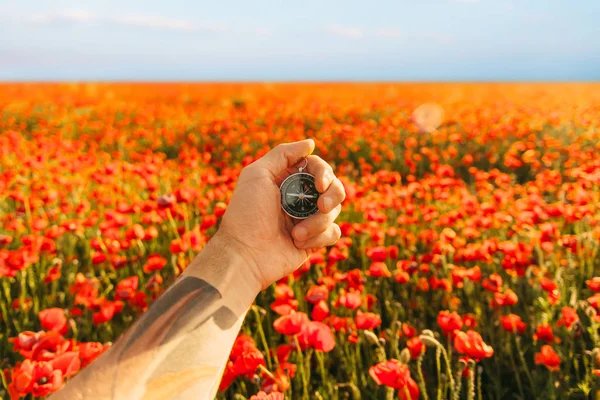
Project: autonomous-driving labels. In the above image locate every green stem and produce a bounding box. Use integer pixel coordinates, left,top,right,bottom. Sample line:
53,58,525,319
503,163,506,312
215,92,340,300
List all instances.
515,336,535,395
436,347,442,400
467,363,475,400
294,335,309,400
417,353,429,400
251,306,273,370
508,343,525,399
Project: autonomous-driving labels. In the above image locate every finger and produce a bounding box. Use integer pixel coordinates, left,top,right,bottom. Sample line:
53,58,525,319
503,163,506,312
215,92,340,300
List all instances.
294,224,341,249
275,154,330,187
292,204,341,241
304,155,335,193
318,177,346,214
259,139,315,177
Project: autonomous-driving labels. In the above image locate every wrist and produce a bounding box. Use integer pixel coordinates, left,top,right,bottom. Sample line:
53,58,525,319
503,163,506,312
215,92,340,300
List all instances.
183,231,262,314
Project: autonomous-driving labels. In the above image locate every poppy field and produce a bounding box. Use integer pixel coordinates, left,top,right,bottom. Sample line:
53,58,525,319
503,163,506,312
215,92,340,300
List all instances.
2,83,600,399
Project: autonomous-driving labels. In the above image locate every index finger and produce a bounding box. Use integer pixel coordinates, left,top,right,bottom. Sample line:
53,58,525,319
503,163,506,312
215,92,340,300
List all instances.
276,155,334,193
258,140,315,177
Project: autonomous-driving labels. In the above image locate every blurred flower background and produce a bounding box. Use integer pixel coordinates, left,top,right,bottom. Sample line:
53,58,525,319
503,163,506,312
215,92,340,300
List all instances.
1,1,600,399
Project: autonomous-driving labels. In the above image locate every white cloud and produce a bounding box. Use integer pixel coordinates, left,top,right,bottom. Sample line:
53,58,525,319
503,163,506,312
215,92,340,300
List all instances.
15,9,227,33
426,33,456,44
451,0,480,3
325,24,363,39
114,15,196,31
374,28,454,44
375,28,403,38
29,9,97,24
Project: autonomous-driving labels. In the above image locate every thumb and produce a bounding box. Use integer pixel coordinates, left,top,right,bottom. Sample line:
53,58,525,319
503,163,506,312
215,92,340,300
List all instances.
259,139,315,176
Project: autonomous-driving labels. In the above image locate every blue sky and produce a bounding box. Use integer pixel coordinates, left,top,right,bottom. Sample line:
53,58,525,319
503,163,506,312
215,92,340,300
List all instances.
0,0,599,81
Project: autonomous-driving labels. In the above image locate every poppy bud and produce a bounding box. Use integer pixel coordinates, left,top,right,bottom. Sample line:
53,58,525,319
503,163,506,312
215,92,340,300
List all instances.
363,330,380,347
400,348,411,364
420,335,441,348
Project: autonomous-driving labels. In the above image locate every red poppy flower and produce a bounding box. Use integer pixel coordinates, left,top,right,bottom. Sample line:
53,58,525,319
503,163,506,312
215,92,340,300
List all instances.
437,310,463,336
430,276,452,292
270,299,299,316
305,321,336,352
533,323,556,343
355,311,382,330
157,193,177,209
394,270,410,284
92,300,124,325
38,308,69,335
250,391,284,400
366,262,392,278
406,337,425,359
338,290,362,310
369,359,420,399
30,331,69,362
78,342,109,368
501,314,526,334
8,359,64,398
540,277,557,292
491,289,518,308
169,238,189,254
219,361,237,391
273,311,309,336
91,252,107,265
115,276,139,301
482,273,503,293
367,246,387,262
50,351,81,378
305,285,329,304
232,344,265,376
274,282,294,302
329,316,350,332
587,293,600,311
311,300,330,322
465,266,482,282
451,266,467,288
454,330,494,361
587,277,600,292
401,323,417,338
556,306,579,329
416,277,430,292
44,263,62,283
142,254,167,273
534,345,560,371
463,314,477,329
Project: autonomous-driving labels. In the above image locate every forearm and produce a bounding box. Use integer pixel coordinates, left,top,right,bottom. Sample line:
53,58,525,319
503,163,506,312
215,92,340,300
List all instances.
50,233,260,400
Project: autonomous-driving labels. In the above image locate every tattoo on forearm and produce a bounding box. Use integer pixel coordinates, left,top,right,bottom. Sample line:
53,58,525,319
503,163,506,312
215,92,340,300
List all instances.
107,276,238,398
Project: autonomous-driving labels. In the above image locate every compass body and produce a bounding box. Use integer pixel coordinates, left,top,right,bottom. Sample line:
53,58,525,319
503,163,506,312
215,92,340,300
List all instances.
280,172,319,219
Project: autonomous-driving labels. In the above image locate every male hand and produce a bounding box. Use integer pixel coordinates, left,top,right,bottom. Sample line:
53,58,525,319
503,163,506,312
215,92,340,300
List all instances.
218,139,345,290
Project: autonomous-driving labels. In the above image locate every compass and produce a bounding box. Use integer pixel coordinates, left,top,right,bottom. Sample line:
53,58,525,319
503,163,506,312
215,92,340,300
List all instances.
280,160,319,219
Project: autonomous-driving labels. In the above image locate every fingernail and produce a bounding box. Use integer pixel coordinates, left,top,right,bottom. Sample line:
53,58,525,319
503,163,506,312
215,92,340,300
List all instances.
295,227,308,241
323,196,333,213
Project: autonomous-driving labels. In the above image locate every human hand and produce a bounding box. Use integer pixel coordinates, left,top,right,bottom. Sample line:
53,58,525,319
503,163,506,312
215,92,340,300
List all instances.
217,139,345,290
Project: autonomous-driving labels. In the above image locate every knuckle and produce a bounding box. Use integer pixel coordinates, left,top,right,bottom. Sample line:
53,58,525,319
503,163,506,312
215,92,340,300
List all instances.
274,143,289,155
239,165,252,178
332,223,342,239
335,178,346,200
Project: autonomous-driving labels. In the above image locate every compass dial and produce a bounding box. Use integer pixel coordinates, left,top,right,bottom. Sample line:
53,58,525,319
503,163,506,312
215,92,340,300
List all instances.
280,173,319,219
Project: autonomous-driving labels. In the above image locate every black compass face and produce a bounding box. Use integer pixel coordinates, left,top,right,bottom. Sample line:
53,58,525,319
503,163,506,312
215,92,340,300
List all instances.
280,173,319,219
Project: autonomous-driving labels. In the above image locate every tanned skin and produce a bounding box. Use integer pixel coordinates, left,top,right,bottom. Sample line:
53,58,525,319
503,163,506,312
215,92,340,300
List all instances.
50,139,346,400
